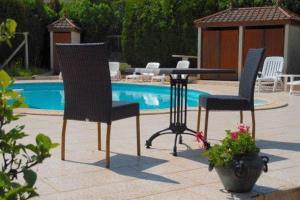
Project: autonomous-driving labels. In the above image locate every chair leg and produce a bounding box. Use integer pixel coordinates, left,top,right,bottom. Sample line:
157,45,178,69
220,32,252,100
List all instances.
97,122,101,151
273,80,277,92
61,119,67,160
136,115,141,156
240,110,243,123
106,124,111,168
197,106,201,132
204,110,209,141
251,110,256,140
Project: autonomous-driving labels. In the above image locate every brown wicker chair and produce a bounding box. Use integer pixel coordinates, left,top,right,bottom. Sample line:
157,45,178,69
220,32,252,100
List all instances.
56,43,140,168
197,48,264,141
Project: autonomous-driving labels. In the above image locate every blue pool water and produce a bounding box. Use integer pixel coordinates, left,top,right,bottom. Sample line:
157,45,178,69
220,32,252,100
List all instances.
10,83,267,110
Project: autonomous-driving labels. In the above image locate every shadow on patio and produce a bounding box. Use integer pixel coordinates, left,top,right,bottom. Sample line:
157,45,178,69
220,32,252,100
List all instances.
67,153,180,184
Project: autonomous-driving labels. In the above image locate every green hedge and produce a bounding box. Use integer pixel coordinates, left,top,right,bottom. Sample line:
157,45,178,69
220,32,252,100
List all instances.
122,0,211,68
0,0,57,68
60,0,122,43
121,0,300,68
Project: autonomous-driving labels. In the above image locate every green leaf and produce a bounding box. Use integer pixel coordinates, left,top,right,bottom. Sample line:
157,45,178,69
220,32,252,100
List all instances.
5,19,17,34
23,169,37,188
0,172,11,187
0,70,12,87
36,134,52,149
51,143,59,148
26,144,37,153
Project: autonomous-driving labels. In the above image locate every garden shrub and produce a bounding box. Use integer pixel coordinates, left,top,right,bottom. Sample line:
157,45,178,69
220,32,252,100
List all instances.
1,18,58,200
0,0,57,69
121,0,300,68
60,0,122,43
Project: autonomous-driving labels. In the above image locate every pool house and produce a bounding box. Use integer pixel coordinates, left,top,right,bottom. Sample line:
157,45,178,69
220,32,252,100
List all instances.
194,6,300,80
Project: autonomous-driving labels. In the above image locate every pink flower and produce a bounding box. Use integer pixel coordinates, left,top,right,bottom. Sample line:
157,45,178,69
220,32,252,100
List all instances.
238,123,250,133
231,131,238,140
195,131,205,143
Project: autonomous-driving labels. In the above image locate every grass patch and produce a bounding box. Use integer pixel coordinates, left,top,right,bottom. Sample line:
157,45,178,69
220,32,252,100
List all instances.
4,59,48,77
5,66,48,77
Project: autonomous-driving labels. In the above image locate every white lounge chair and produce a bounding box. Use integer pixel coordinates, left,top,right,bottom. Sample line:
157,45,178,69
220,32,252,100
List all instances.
151,60,190,83
126,62,160,81
141,62,160,81
256,57,284,92
109,62,121,80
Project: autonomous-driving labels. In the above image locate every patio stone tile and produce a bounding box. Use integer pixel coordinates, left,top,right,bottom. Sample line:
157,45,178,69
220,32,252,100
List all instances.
38,172,200,200
133,162,186,175
265,165,300,186
253,174,297,194
35,178,58,195
42,167,136,192
169,168,219,185
187,182,259,200
134,189,200,200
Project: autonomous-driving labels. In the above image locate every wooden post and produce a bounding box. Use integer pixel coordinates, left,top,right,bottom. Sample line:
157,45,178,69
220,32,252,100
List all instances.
24,32,29,69
238,26,244,80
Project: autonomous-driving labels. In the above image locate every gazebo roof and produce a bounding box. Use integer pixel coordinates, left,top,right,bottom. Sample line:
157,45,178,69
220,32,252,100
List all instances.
194,6,300,28
48,17,81,32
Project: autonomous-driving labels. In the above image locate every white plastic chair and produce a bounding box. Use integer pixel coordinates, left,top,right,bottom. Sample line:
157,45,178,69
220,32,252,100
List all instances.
256,57,284,92
126,62,160,81
152,60,190,83
109,62,121,80
141,62,160,81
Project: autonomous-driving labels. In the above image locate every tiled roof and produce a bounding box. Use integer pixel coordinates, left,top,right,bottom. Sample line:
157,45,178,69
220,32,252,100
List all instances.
48,17,81,32
194,6,300,27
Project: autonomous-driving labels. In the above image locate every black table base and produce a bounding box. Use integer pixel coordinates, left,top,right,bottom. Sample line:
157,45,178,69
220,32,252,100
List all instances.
145,75,209,156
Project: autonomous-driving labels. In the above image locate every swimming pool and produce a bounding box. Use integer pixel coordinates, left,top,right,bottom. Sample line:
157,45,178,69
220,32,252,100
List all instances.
10,82,267,110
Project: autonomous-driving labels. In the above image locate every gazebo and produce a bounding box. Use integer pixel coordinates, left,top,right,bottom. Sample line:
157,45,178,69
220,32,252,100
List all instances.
48,17,81,74
194,6,300,80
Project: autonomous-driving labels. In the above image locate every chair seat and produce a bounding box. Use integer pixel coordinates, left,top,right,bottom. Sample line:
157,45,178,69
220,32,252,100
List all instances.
126,74,140,79
257,77,279,82
199,95,252,110
112,101,139,121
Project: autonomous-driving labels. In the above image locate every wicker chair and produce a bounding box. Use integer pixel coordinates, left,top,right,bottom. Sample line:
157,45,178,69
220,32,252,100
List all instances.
56,43,140,168
197,49,264,140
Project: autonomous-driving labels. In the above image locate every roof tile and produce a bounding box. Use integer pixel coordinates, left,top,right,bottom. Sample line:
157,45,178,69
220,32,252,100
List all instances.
48,17,81,32
195,6,300,27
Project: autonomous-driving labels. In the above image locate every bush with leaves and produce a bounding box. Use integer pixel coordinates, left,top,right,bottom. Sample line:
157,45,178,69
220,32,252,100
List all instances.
61,0,121,43
0,19,17,48
201,124,259,167
0,0,57,68
0,70,59,199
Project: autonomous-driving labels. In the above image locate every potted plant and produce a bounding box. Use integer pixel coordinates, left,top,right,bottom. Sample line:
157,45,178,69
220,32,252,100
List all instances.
196,124,269,193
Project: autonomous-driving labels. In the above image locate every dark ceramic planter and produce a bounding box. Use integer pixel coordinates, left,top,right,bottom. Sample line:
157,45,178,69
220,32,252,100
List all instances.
213,153,269,193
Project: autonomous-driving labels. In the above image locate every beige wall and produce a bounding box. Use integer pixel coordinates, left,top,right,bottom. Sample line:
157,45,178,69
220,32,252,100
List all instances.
71,32,81,43
286,25,300,74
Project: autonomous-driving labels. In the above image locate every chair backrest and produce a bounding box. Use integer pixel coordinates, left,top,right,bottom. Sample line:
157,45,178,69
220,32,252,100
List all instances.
145,62,160,69
176,60,190,69
56,43,112,123
261,57,284,78
109,62,120,73
239,48,265,108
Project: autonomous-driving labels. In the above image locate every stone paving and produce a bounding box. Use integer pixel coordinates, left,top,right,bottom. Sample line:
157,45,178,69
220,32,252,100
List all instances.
9,82,300,199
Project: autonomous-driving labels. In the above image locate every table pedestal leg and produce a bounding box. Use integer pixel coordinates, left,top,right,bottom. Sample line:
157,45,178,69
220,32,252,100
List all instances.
145,75,209,155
